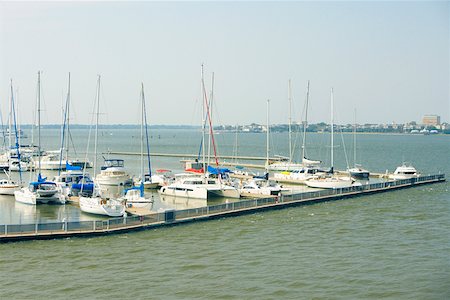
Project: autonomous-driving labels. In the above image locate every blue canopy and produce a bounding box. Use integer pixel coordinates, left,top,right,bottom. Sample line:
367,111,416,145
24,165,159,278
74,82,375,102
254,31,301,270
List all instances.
66,162,82,171
207,165,231,175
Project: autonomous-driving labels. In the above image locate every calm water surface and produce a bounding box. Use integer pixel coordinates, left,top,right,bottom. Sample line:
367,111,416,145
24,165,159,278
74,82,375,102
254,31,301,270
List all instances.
1,129,449,299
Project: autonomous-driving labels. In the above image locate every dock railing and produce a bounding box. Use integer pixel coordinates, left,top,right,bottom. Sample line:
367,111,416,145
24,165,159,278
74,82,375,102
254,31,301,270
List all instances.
0,174,445,238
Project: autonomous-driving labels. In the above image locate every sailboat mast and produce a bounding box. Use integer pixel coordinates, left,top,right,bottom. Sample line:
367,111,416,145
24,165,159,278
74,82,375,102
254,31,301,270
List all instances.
8,80,12,157
288,79,292,163
302,80,310,162
330,87,334,170
66,72,71,160
140,83,144,181
142,84,152,178
266,99,270,169
207,73,214,169
201,65,206,174
353,108,357,167
93,75,100,174
37,71,41,175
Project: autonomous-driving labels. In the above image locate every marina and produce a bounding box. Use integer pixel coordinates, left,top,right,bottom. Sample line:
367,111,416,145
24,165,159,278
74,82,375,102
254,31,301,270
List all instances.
0,174,445,242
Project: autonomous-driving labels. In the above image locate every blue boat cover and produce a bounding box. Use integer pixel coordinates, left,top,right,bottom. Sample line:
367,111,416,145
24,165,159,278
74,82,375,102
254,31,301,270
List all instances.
207,165,231,175
66,162,82,171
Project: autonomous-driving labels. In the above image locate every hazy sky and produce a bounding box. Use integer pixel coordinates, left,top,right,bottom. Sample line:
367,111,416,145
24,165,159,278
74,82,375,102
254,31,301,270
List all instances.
0,1,449,126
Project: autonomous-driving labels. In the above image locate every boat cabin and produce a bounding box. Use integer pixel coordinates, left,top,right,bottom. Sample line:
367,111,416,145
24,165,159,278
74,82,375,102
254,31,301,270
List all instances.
101,159,125,170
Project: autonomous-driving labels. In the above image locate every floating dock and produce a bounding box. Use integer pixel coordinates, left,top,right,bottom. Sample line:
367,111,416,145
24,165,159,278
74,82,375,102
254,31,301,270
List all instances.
0,174,445,243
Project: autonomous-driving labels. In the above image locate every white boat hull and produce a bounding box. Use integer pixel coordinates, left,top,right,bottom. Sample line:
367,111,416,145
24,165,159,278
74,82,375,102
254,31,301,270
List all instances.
14,187,66,205
14,189,36,205
79,196,125,217
159,185,240,200
0,184,20,195
305,177,359,189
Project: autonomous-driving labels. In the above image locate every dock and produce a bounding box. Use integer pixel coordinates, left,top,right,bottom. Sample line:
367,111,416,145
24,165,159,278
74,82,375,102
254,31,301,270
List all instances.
0,174,445,243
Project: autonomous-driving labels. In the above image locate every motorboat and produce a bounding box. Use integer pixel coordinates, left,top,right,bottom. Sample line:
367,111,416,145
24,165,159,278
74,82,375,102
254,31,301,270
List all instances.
273,166,326,184
159,175,240,199
33,152,66,170
0,179,20,195
95,159,131,186
348,165,370,179
389,163,419,180
266,160,305,171
239,179,282,197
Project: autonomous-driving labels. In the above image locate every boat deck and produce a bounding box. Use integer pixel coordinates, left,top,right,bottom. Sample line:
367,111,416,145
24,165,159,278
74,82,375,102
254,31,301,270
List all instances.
0,174,445,243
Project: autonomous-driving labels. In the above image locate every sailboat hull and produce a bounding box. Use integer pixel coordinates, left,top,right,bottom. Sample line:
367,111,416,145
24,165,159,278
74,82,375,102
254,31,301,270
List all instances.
79,196,125,217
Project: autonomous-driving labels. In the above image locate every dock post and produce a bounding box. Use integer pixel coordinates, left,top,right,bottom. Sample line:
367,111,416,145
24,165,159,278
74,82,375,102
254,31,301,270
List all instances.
93,220,96,231
35,222,38,234
107,220,110,230
5,224,7,236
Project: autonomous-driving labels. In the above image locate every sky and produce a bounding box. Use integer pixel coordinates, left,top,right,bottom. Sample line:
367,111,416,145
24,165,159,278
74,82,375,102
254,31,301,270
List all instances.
0,1,449,126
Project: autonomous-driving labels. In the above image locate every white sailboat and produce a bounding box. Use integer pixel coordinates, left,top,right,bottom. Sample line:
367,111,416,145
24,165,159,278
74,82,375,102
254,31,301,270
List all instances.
306,88,358,189
267,80,304,171
139,83,158,189
0,80,21,195
121,83,156,206
160,65,239,199
79,75,125,217
274,81,324,184
14,71,65,205
348,110,370,179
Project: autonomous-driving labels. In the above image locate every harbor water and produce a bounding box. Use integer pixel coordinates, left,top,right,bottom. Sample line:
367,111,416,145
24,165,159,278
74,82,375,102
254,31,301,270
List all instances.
1,128,449,298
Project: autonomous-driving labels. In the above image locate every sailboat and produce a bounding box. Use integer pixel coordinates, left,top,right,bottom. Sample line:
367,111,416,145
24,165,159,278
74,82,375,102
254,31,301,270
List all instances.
160,66,240,199
347,110,370,179
305,88,358,189
79,75,125,217
0,80,21,195
274,81,324,184
139,83,158,189
266,80,304,171
121,83,156,207
239,100,283,197
52,73,94,198
14,71,66,204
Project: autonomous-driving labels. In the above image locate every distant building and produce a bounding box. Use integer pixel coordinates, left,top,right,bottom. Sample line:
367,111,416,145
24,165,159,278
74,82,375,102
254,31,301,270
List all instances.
422,115,440,126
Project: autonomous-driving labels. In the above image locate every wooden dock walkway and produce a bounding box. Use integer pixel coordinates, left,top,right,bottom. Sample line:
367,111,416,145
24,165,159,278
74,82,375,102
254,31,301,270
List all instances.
0,174,445,243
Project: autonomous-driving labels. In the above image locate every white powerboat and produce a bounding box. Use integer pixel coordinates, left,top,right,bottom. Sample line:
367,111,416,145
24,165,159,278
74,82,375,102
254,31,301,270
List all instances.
239,179,282,197
95,159,131,186
389,163,419,180
159,175,240,199
0,179,20,195
274,166,326,184
348,165,370,179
